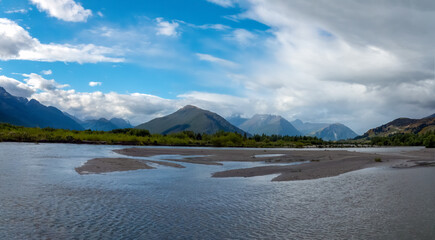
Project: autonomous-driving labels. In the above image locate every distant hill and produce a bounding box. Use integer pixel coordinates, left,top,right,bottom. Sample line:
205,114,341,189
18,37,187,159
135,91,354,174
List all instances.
226,115,249,127
291,119,329,135
110,118,133,129
238,114,301,136
80,118,132,131
362,115,435,138
313,123,358,141
0,87,83,130
135,105,247,135
291,119,358,140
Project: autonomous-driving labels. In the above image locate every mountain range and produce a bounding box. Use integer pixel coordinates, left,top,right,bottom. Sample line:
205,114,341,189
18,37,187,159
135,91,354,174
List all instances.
135,105,247,135
228,115,357,140
76,117,132,131
0,87,132,131
0,87,83,130
2,86,432,140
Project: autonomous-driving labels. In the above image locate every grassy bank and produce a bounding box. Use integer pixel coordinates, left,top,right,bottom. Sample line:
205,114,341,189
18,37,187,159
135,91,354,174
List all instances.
1,123,433,148
0,123,325,148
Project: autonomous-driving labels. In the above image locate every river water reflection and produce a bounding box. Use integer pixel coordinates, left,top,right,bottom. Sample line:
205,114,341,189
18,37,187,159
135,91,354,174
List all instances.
0,143,434,239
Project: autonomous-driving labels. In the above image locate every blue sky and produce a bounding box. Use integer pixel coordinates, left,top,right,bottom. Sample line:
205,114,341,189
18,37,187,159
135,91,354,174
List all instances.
0,0,267,97
1,0,435,133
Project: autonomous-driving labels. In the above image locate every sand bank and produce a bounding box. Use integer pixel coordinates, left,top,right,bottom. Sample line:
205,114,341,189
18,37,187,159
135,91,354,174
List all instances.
79,147,435,181
75,157,185,174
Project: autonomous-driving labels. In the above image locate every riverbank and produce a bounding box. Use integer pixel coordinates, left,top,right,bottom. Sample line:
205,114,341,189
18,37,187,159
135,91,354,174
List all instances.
76,147,435,181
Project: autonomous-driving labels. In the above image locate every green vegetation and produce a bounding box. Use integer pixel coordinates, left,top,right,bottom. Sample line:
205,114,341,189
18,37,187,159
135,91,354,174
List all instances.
0,123,433,148
0,123,326,147
369,131,435,148
374,157,382,162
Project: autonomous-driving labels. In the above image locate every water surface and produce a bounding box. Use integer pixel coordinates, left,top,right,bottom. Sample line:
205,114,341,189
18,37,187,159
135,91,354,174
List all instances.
0,143,434,239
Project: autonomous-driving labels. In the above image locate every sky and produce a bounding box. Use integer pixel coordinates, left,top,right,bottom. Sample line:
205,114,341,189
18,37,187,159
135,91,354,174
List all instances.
0,0,435,134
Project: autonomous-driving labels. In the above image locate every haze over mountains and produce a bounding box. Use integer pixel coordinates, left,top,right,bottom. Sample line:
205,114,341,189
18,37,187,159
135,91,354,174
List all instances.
76,117,132,131
237,114,301,136
290,120,330,136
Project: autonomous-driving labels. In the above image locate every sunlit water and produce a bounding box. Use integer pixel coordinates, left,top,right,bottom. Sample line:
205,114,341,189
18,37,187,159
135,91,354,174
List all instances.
0,142,434,239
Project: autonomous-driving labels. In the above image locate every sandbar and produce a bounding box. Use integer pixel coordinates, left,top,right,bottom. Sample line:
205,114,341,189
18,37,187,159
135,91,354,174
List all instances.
112,147,435,181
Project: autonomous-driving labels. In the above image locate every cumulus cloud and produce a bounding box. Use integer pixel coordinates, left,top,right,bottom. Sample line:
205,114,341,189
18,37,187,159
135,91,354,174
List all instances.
155,18,179,37
207,0,236,8
30,0,92,22
196,53,238,68
89,81,102,87
0,18,123,63
41,69,52,75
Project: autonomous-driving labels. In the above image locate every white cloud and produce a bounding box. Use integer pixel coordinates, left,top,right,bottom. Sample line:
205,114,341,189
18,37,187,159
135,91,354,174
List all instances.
227,28,256,46
196,53,238,68
30,0,92,22
97,11,103,17
22,73,69,91
194,24,230,31
89,81,102,87
4,9,29,14
155,18,179,37
207,0,236,8
41,69,52,75
0,18,123,63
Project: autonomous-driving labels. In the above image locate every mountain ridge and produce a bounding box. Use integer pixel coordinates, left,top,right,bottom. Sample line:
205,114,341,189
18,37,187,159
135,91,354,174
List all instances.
362,115,435,138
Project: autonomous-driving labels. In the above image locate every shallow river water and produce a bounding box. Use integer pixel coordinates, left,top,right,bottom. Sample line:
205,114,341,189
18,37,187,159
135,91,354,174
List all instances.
0,143,434,239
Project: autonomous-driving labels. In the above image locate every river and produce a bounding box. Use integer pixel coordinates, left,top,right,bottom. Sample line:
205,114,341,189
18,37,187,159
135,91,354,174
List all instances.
0,142,434,239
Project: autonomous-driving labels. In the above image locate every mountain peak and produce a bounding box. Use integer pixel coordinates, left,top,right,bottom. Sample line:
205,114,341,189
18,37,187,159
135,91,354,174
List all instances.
136,105,246,135
313,123,358,141
181,105,200,110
